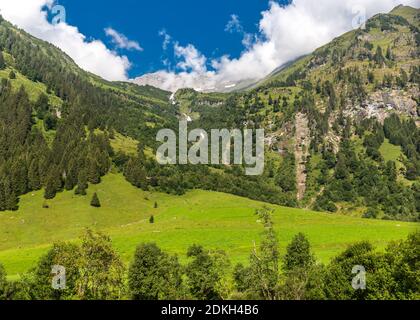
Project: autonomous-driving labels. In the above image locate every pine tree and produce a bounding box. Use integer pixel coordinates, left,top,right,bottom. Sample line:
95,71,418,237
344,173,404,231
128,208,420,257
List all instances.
0,182,6,211
64,160,78,191
44,176,57,200
75,170,88,196
11,160,28,195
0,51,5,70
34,93,50,119
124,157,147,189
273,99,280,113
149,215,154,224
44,114,58,131
28,159,41,190
374,46,385,66
367,71,375,83
4,179,18,211
385,46,393,61
9,70,16,79
44,168,61,200
87,157,101,184
90,192,101,208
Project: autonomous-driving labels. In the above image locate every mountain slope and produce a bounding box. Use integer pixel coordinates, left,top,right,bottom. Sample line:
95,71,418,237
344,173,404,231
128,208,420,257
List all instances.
170,6,420,220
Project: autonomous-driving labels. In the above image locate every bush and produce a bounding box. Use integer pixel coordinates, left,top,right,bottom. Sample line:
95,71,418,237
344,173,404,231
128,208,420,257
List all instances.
363,208,380,219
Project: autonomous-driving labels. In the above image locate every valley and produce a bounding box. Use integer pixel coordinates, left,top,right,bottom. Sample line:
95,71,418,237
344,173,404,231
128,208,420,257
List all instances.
0,172,416,280
0,4,419,300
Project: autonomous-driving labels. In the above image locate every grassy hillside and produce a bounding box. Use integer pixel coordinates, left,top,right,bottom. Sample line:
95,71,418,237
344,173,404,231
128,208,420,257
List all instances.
0,172,417,279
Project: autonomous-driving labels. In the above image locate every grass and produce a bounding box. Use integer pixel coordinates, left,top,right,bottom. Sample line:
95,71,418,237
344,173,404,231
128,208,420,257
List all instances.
110,132,139,156
34,119,56,147
379,139,413,185
380,138,403,163
0,65,62,107
0,173,417,280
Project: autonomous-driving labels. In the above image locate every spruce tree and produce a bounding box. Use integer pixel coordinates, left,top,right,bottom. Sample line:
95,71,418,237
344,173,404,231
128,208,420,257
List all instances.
90,192,101,208
44,177,57,200
87,158,101,184
0,182,6,211
11,161,28,195
4,180,18,211
374,46,385,66
386,46,393,61
149,215,154,224
75,170,88,196
44,168,61,200
9,70,16,79
0,51,5,70
34,93,50,119
28,159,41,190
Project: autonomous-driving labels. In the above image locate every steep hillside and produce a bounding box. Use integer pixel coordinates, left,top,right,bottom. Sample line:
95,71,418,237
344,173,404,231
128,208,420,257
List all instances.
171,6,420,221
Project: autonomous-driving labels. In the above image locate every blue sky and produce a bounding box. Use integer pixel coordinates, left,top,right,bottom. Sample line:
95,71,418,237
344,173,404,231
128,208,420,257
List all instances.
51,0,289,77
1,0,416,88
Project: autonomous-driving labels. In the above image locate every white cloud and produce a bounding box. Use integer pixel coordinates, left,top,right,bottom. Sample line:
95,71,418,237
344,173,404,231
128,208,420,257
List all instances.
0,0,132,81
159,29,172,50
134,0,419,92
174,43,208,73
225,14,255,50
105,27,143,51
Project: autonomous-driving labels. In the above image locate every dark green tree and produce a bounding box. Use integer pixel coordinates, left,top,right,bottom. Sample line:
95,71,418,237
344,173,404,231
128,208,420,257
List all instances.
0,51,5,70
90,193,101,208
128,243,183,300
34,93,50,119
75,170,88,196
374,46,385,66
28,159,41,191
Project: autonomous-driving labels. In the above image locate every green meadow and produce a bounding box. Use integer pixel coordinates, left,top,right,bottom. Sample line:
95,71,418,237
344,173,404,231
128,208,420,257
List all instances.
0,173,417,279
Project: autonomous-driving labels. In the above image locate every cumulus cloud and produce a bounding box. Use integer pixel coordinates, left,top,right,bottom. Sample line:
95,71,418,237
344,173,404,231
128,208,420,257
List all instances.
134,0,419,92
174,43,208,73
0,0,132,81
105,27,143,51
